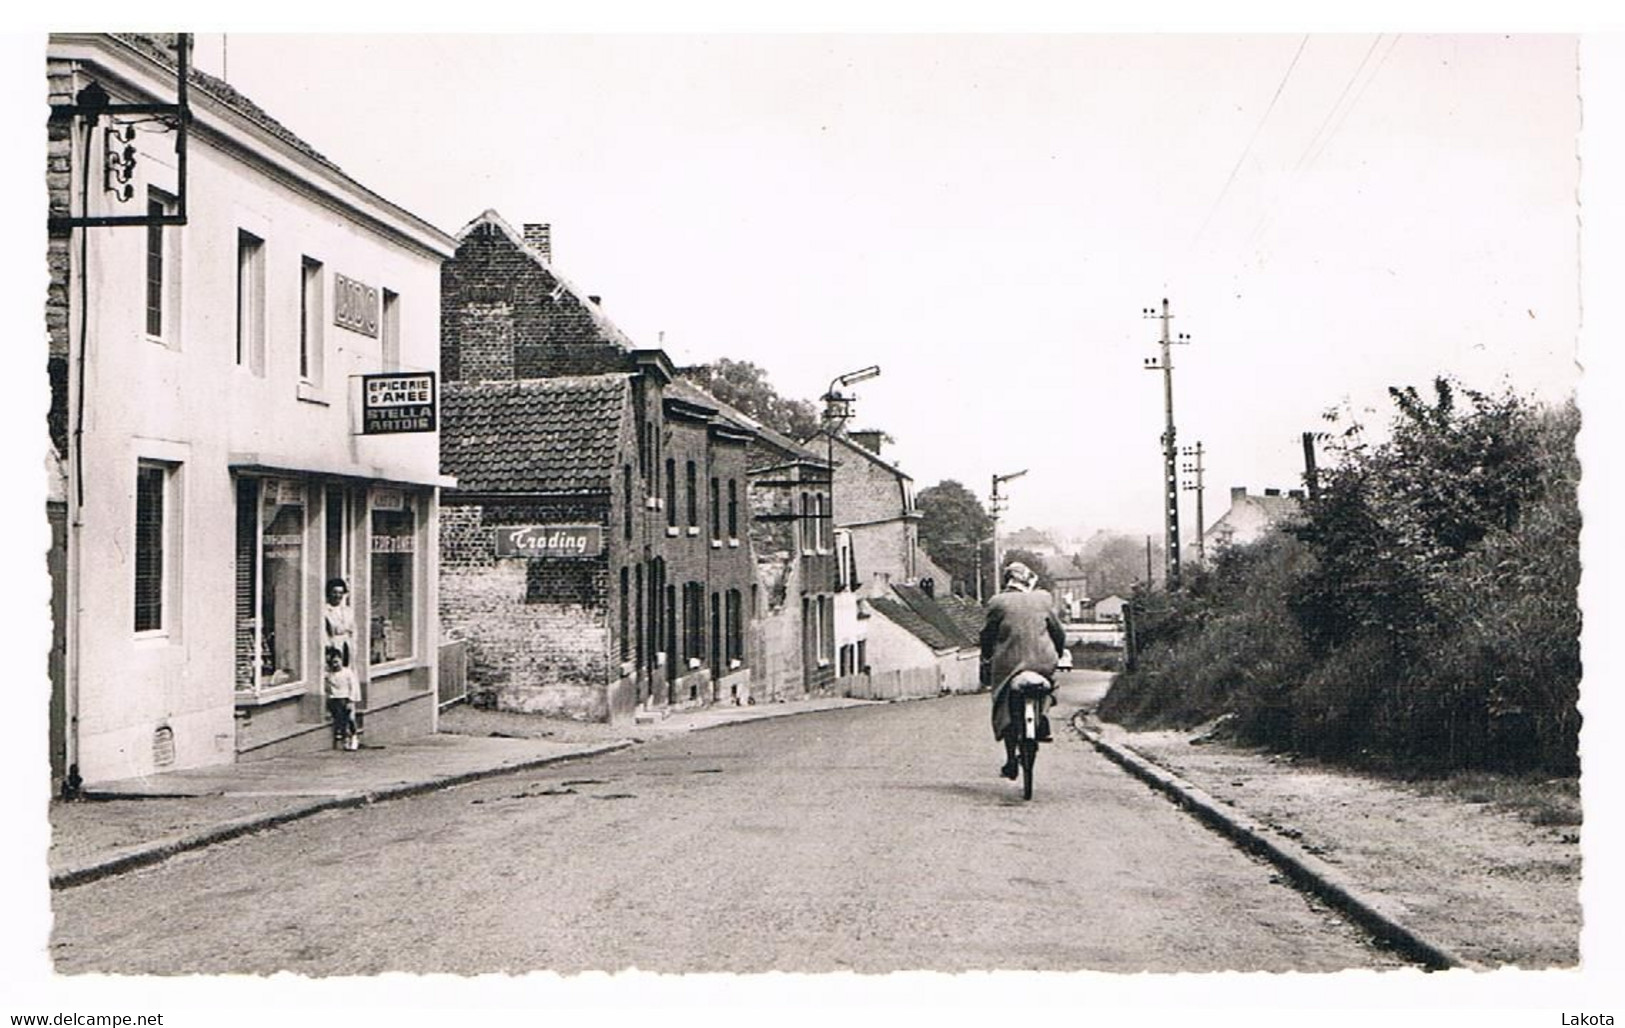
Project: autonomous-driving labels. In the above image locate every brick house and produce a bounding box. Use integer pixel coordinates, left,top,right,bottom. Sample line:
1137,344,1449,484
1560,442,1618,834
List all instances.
46,34,455,785
437,210,828,720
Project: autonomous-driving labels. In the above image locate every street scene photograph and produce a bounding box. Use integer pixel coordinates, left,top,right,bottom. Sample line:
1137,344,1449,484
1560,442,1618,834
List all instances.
4,21,1623,1026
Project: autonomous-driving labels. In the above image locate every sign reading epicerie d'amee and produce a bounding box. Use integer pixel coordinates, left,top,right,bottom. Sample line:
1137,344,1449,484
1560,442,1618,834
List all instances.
362,372,437,434
494,525,604,558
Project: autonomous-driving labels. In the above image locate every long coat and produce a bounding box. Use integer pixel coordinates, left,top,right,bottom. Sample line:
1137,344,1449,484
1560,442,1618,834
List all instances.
980,588,1067,741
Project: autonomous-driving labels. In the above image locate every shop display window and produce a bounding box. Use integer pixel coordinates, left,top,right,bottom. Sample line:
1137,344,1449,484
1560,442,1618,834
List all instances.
370,492,416,665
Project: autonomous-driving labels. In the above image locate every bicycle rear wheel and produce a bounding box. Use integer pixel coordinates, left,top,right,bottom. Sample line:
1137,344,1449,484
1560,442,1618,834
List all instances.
1020,738,1037,800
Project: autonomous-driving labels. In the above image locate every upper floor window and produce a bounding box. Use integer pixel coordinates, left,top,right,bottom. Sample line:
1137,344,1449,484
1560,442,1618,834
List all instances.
623,465,634,539
685,461,698,528
236,230,265,374
300,257,324,384
381,288,401,371
665,458,677,527
727,479,738,539
709,477,721,540
145,188,178,343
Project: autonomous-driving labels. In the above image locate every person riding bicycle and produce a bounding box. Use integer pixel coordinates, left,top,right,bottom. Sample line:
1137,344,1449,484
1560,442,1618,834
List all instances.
981,561,1068,780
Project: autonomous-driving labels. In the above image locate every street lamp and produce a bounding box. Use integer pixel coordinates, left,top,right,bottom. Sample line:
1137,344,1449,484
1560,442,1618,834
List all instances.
990,469,1028,593
821,365,881,575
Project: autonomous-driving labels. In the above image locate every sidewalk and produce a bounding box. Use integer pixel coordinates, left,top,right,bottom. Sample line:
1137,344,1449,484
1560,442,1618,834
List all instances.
49,694,876,889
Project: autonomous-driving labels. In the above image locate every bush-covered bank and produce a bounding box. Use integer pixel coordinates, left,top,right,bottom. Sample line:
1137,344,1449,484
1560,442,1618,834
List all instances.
1099,379,1580,775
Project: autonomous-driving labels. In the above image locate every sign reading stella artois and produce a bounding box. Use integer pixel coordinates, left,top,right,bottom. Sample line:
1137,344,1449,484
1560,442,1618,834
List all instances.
494,525,603,558
361,372,437,434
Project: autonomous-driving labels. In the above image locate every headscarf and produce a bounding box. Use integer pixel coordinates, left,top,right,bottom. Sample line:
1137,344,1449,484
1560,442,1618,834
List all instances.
1002,561,1037,592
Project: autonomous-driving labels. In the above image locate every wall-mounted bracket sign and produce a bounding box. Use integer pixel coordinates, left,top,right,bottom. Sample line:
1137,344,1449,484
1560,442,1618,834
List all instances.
494,525,604,558
361,372,437,434
335,273,380,337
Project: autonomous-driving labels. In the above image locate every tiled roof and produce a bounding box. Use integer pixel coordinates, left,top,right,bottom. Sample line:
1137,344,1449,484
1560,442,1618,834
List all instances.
440,376,629,494
934,594,988,642
870,596,960,652
893,584,978,649
113,34,343,175
665,377,827,465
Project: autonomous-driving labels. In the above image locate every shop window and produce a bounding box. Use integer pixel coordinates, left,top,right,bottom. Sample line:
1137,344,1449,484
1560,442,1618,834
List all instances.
233,476,306,690
370,492,415,665
134,462,172,633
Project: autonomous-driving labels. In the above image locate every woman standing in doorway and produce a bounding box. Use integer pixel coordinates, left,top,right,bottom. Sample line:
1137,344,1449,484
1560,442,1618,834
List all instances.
323,578,356,668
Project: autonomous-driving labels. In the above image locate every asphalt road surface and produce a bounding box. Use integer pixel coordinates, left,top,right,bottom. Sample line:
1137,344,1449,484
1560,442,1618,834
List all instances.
51,671,1406,974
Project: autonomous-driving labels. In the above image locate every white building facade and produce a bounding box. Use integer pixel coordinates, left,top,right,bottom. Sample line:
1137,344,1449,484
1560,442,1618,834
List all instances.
47,34,457,784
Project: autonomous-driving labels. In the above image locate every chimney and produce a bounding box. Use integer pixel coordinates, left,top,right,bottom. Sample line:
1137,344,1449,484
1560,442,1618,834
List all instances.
1264,488,1281,497
588,295,602,307
1230,486,1247,502
849,430,883,455
1288,489,1305,500
523,223,552,264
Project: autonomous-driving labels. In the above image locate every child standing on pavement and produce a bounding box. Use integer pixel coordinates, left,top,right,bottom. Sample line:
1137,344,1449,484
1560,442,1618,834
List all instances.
324,646,360,751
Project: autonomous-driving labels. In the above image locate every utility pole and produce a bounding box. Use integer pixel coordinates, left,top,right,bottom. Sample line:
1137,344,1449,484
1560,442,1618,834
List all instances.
990,470,1027,589
1143,298,1191,589
1181,440,1206,568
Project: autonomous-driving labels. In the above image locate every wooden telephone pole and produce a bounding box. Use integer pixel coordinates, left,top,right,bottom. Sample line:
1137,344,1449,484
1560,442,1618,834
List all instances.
1143,298,1191,588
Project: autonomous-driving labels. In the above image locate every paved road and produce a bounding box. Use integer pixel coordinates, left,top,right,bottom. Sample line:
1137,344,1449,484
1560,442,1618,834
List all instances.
52,671,1405,974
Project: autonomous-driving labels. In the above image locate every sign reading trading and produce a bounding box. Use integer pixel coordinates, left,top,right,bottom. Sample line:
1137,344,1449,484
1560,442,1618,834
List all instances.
361,372,437,435
494,525,604,558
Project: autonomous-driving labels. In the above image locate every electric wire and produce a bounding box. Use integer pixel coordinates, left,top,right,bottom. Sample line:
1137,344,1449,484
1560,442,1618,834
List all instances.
1194,34,1310,245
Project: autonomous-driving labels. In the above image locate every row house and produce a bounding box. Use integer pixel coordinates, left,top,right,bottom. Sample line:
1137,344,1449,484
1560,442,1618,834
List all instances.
46,34,455,785
436,211,832,721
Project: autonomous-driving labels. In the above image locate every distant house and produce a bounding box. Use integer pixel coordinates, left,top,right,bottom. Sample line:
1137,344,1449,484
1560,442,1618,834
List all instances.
1050,572,1091,621
1202,487,1305,559
862,584,982,699
1093,595,1128,623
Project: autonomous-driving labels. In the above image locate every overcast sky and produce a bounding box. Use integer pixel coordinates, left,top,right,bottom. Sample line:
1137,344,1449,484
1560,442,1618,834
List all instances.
177,32,1582,540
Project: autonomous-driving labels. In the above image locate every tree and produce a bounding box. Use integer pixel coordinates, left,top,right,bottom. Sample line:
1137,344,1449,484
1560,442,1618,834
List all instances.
916,480,993,597
1075,531,1162,598
678,358,822,441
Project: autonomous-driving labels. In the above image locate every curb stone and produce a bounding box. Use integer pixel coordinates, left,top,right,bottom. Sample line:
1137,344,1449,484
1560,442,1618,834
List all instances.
1070,711,1479,972
50,741,634,890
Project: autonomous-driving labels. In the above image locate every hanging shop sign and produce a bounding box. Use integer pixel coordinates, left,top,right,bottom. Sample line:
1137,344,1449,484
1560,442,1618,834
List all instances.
494,525,604,558
361,372,437,434
334,273,379,337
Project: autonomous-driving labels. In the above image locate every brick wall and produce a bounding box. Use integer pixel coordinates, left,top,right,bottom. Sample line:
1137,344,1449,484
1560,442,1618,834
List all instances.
833,438,912,528
440,496,617,719
442,221,633,383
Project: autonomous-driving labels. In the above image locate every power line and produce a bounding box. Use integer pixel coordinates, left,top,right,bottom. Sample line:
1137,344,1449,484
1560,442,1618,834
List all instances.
1246,34,1391,255
1195,34,1310,245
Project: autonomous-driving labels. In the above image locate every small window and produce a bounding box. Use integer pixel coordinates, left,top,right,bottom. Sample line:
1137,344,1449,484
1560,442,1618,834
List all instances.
145,188,179,343
300,257,324,384
381,289,400,371
709,477,721,540
665,458,677,527
685,461,698,528
237,231,265,374
727,479,738,538
623,465,634,539
134,462,171,632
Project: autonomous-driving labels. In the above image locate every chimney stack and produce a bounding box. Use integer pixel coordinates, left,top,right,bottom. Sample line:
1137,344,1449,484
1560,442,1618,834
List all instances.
1231,486,1247,502
523,223,552,264
849,430,883,455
